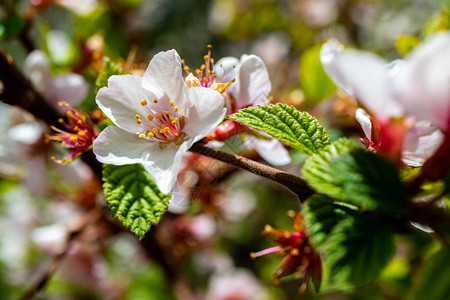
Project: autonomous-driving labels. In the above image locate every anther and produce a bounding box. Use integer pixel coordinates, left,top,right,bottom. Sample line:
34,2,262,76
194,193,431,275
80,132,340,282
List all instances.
152,128,159,134
153,99,158,103
147,132,155,138
156,114,163,119
196,69,201,75
137,120,142,124
203,55,209,60
174,106,178,112
58,118,64,123
140,99,147,106
163,110,170,115
139,134,146,138
147,115,153,121
169,100,174,106
135,114,141,119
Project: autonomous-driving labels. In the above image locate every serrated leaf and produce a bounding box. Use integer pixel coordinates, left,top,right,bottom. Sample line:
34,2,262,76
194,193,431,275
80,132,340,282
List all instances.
302,194,349,252
103,164,170,239
414,247,450,300
323,214,395,288
95,57,126,92
303,142,408,214
229,103,330,155
300,44,336,104
395,35,420,56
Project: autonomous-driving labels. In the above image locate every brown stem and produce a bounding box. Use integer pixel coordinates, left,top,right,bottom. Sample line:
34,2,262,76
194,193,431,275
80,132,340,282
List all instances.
189,143,314,202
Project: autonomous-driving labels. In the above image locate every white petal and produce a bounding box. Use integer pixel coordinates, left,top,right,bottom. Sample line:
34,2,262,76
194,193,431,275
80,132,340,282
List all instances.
231,55,271,108
183,87,227,141
24,50,51,95
142,50,191,114
321,41,403,119
93,126,157,165
142,141,192,194
394,33,450,130
56,0,97,16
47,73,88,106
401,123,444,167
355,108,372,140
167,183,189,214
251,138,291,166
214,56,240,82
96,75,149,134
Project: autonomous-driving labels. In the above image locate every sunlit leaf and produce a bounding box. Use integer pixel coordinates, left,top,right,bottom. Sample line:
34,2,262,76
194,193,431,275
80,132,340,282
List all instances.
229,103,330,155
103,164,170,239
95,57,126,92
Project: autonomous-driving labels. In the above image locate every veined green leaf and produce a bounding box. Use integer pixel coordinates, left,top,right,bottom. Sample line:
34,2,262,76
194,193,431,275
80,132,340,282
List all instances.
302,194,350,252
323,214,395,288
103,164,170,239
414,247,450,300
95,57,126,92
303,141,408,214
300,44,336,104
229,103,330,155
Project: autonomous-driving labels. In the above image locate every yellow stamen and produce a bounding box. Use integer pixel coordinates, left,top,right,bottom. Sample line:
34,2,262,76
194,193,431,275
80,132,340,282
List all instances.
78,131,86,137
174,106,178,112
147,115,153,121
169,100,175,106
171,118,178,125
139,134,146,138
58,118,64,123
147,132,155,138
156,114,163,119
137,120,142,124
153,99,158,103
140,99,147,106
184,66,190,73
201,64,205,70
163,110,170,115
203,55,208,60
152,128,159,134
196,69,201,75
135,114,140,119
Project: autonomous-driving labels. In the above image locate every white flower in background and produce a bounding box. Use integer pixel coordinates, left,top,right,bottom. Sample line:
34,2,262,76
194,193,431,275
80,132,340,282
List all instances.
215,54,291,166
24,50,88,109
56,0,98,16
321,39,445,166
93,50,226,194
394,32,450,132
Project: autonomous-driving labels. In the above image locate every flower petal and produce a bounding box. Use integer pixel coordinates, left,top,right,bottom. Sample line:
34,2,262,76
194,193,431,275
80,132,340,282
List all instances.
250,137,291,166
24,50,51,95
401,122,444,167
231,55,271,108
96,75,149,134
214,56,240,82
183,87,227,141
321,41,403,119
93,126,157,165
142,49,191,114
48,73,88,106
394,33,450,130
355,108,372,140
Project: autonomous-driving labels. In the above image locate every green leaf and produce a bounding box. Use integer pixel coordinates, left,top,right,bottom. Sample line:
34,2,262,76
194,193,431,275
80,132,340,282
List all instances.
229,103,330,155
421,9,450,39
95,57,126,92
323,214,395,288
414,247,450,300
303,142,408,214
300,44,336,104
302,194,349,252
395,35,420,56
103,164,170,239
0,16,26,40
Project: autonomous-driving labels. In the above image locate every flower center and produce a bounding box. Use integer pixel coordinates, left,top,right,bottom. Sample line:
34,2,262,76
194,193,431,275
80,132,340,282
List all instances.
182,45,218,88
135,98,185,143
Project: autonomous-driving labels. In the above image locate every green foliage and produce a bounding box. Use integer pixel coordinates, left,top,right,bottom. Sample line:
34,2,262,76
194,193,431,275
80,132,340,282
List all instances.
395,35,420,56
302,194,348,252
95,57,126,92
103,164,170,239
414,247,450,300
300,44,336,104
303,141,408,214
422,9,450,38
229,103,330,155
323,214,396,288
0,16,25,40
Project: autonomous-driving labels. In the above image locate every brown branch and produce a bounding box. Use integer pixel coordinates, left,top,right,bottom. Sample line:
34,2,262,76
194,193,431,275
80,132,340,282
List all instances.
189,143,314,202
20,207,103,300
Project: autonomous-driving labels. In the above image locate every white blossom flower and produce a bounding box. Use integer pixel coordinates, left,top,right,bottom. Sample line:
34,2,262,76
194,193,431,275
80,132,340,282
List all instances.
25,50,88,109
215,54,291,166
93,50,226,194
393,32,450,132
321,40,445,166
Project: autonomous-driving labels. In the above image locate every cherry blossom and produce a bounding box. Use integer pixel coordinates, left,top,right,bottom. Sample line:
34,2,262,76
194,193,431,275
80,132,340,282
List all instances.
93,50,226,194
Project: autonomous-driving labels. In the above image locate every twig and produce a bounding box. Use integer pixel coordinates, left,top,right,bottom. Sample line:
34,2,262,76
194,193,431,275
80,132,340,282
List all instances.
19,208,103,300
189,143,314,202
